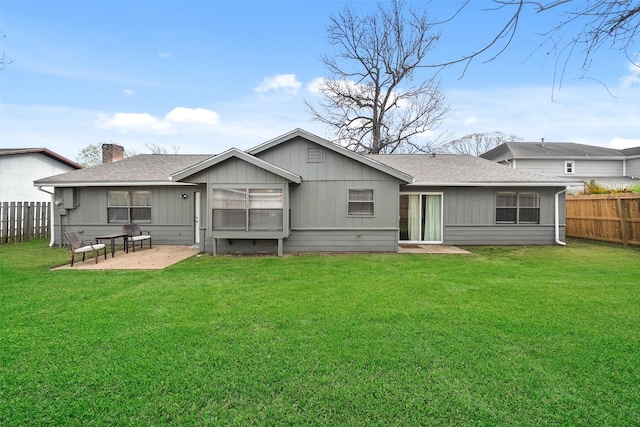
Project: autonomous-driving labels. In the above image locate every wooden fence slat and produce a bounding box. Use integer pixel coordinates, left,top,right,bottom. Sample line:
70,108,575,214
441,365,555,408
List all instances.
567,194,640,246
0,201,51,245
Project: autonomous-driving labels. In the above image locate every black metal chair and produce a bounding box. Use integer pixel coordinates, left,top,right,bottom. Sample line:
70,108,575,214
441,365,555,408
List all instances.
64,231,107,266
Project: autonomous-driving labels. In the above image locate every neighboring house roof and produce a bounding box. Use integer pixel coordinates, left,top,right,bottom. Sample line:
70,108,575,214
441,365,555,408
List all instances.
172,148,302,184
622,146,640,157
34,154,213,187
0,148,82,169
480,142,628,162
248,128,414,184
368,154,580,187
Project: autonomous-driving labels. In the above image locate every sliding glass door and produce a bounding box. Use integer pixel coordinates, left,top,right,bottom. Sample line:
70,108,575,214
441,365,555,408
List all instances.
399,193,443,243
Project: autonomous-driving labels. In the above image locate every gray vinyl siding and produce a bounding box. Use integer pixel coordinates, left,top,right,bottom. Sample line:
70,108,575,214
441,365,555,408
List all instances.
203,229,398,254
627,158,640,178
195,137,402,254
515,159,624,177
444,225,563,245
255,137,401,230
402,186,566,245
203,157,289,184
52,185,198,246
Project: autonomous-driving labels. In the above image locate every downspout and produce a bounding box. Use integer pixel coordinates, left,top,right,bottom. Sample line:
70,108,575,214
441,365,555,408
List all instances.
37,186,56,247
554,188,568,246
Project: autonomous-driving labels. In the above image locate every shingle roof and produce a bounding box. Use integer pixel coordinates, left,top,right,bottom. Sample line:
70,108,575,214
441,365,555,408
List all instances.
34,154,214,186
368,154,579,186
622,146,640,156
480,142,627,162
0,148,82,169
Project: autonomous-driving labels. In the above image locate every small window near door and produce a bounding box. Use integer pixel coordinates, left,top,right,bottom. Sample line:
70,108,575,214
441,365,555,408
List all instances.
348,189,374,216
565,161,575,174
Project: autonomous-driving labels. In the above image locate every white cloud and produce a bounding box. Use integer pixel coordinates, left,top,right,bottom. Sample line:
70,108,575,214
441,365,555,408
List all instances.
620,59,640,88
165,107,220,126
123,89,135,96
98,112,174,134
463,115,478,126
306,77,325,94
97,107,221,135
158,50,172,59
254,74,302,95
608,137,640,149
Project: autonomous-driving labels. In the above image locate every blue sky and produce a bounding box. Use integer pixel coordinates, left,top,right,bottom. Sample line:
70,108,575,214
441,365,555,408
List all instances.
1,0,638,161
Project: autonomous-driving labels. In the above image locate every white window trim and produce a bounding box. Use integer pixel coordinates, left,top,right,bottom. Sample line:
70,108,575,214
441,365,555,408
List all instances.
398,192,444,244
347,188,375,217
565,160,575,175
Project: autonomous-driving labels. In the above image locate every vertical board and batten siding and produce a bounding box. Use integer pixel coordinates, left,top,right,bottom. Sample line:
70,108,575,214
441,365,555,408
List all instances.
516,159,624,177
198,140,402,254
255,137,401,228
52,185,198,246
404,186,565,245
251,137,402,252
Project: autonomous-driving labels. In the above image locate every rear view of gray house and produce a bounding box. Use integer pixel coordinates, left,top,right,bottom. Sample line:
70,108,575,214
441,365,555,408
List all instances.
36,129,578,255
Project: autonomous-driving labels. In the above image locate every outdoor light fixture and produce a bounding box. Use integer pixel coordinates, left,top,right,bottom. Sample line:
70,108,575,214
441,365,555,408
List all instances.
180,193,188,199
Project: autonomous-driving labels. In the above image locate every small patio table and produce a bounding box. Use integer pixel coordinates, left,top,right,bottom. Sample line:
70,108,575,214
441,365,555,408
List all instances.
95,233,129,257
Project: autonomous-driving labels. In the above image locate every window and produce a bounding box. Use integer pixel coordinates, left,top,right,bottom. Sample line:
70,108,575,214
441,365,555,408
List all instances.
496,192,540,224
108,190,151,223
212,188,283,231
565,161,575,174
348,189,374,216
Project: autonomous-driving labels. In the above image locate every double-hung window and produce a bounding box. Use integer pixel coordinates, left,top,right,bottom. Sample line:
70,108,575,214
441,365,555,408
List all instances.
108,190,151,223
496,192,540,224
212,188,283,231
348,189,374,216
565,161,575,174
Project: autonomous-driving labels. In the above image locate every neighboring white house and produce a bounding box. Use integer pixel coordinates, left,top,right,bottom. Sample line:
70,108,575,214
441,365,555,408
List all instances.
0,148,82,203
481,141,640,192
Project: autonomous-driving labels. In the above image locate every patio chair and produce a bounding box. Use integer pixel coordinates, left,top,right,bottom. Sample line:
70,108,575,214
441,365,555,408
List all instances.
64,230,107,266
122,223,152,252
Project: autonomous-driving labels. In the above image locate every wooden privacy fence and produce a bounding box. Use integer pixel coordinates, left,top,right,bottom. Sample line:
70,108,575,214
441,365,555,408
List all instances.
0,201,51,244
566,194,640,246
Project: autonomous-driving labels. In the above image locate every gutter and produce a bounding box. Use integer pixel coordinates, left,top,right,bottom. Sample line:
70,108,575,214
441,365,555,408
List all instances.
554,188,568,246
36,186,56,247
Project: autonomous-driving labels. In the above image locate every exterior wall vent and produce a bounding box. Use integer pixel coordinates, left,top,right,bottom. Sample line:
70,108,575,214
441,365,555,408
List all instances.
307,147,323,163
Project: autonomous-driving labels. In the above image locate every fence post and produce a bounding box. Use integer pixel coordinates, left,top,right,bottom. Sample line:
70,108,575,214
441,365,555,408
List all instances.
25,202,34,242
1,202,8,243
10,202,18,243
617,197,628,246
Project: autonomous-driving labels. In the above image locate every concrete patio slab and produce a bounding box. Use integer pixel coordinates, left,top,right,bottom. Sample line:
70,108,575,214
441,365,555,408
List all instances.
52,245,200,271
398,244,470,254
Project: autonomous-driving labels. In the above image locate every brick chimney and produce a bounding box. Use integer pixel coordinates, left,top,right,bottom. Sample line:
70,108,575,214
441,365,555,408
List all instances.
102,143,125,163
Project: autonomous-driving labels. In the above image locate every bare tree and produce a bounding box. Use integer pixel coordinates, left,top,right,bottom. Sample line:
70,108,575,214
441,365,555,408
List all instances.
0,31,13,70
145,142,180,155
306,0,449,154
431,1,640,83
76,143,103,167
443,131,522,156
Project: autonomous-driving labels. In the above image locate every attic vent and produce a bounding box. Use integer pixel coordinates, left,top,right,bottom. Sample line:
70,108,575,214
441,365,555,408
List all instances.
307,147,323,163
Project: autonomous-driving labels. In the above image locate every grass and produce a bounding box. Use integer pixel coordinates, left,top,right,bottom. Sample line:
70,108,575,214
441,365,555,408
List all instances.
1,239,639,426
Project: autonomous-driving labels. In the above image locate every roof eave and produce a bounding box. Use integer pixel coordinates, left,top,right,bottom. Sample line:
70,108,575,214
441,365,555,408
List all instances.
408,181,581,187
34,181,196,187
249,129,413,183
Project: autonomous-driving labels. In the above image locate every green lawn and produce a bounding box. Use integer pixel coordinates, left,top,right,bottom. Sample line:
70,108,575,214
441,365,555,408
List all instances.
1,240,639,426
